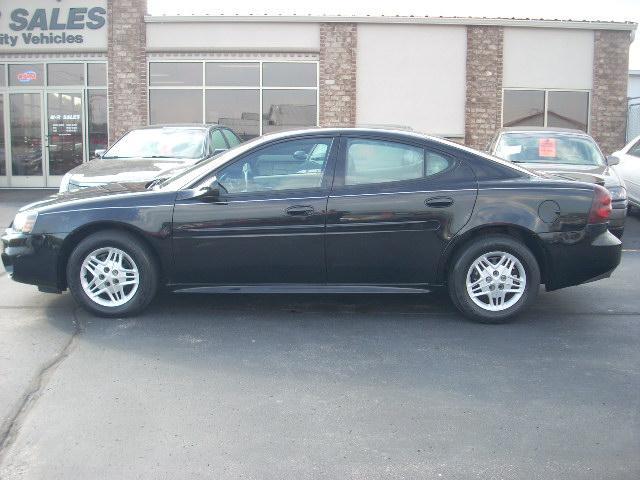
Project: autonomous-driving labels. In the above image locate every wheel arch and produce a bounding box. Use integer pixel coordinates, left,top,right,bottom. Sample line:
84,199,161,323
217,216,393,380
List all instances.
57,221,164,290
438,224,550,286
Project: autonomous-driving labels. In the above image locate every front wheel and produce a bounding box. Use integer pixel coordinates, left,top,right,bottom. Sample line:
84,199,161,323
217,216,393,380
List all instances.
448,235,540,324
67,230,159,317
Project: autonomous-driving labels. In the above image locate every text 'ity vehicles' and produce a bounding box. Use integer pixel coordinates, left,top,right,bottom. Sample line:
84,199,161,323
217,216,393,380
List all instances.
3,128,622,323
59,124,242,193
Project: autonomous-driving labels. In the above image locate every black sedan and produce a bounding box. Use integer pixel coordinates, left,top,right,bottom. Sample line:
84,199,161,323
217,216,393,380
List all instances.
2,128,622,323
59,124,243,192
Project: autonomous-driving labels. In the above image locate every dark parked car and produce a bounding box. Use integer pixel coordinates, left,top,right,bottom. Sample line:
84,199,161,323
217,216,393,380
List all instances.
488,127,627,237
59,124,242,192
3,128,621,323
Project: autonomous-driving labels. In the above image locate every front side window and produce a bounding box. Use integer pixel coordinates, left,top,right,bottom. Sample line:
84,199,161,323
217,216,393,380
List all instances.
217,138,332,194
210,129,228,153
345,139,452,186
222,129,242,148
495,133,605,166
104,128,206,160
628,139,640,158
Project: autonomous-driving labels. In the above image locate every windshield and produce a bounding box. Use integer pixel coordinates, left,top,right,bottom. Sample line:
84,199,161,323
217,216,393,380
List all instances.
103,128,206,160
495,133,605,166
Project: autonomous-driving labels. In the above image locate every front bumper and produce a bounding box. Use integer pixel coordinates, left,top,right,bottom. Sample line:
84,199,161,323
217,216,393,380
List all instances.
2,229,63,291
541,224,622,291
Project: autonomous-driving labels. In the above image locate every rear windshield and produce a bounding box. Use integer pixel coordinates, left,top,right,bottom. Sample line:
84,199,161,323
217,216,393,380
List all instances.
495,133,605,166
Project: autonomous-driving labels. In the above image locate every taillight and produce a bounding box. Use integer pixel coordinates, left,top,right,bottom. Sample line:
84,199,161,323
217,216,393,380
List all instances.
588,184,612,224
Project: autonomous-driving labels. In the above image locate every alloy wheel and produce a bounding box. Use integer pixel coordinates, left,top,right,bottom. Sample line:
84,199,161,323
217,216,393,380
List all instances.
465,251,526,311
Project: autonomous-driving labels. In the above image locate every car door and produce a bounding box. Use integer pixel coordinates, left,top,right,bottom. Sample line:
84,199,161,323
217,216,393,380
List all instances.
325,135,478,285
171,136,337,285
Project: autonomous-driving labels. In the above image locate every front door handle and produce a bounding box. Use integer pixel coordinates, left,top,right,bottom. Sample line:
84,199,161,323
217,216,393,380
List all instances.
285,205,314,216
425,196,454,208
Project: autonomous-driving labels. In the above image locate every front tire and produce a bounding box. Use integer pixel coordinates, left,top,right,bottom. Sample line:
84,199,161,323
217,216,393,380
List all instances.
67,230,159,317
448,235,540,324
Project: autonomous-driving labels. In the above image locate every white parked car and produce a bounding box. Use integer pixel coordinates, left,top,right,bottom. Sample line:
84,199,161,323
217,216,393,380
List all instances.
612,135,640,211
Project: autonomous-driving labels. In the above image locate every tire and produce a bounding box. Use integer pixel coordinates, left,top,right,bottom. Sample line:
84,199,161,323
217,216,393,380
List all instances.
66,230,159,317
448,234,540,324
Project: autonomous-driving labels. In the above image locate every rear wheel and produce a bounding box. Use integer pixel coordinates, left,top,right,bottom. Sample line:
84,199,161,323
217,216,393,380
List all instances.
448,235,540,323
67,230,158,317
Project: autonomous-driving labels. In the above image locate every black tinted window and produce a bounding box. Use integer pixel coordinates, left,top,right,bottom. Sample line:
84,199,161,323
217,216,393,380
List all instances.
218,138,332,194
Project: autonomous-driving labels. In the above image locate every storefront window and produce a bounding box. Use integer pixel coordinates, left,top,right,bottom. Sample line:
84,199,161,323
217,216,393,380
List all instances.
262,90,317,133
503,89,590,131
150,90,202,124
0,95,5,176
88,63,107,87
9,64,44,87
205,90,259,140
47,63,84,86
0,65,5,87
149,62,202,86
262,63,316,87
206,63,259,86
88,90,108,158
10,93,43,176
547,91,589,131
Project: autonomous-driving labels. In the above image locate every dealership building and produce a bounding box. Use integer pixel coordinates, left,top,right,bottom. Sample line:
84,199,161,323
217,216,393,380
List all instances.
0,0,636,188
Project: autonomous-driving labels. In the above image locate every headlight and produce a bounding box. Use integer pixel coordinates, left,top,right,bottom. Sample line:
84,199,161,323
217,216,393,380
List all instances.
12,211,38,234
59,173,72,193
608,186,627,201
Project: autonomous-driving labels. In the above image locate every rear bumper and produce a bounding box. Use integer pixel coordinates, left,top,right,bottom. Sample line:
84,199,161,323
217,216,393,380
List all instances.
1,229,63,291
541,225,622,291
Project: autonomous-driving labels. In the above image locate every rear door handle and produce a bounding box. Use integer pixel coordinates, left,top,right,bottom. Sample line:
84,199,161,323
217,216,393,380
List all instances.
425,196,454,208
285,205,314,216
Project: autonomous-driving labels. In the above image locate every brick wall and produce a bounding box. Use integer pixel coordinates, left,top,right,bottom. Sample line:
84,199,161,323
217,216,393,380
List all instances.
591,30,631,155
464,26,504,150
107,0,148,143
319,23,357,127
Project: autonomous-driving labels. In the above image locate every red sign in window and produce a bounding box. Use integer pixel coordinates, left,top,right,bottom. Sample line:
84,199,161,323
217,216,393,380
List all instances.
538,138,557,157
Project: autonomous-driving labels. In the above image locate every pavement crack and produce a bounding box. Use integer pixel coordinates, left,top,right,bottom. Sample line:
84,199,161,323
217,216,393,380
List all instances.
0,308,85,465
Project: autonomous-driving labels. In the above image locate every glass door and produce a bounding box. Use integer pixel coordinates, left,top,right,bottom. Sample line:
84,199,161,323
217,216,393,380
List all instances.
8,92,45,188
0,93,7,187
45,91,84,187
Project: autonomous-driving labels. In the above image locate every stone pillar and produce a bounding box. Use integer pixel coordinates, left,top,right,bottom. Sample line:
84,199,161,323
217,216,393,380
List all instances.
319,23,357,127
464,26,504,150
107,0,148,143
590,30,631,155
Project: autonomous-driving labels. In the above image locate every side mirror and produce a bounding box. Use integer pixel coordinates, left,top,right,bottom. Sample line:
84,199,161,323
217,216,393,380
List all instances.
194,178,224,202
93,149,106,159
606,155,620,166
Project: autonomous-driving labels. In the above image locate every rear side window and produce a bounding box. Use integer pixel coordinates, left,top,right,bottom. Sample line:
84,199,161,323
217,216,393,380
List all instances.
344,138,451,186
223,129,242,148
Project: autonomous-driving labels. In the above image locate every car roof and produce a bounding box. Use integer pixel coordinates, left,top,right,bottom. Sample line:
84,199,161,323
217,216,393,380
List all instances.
498,126,589,136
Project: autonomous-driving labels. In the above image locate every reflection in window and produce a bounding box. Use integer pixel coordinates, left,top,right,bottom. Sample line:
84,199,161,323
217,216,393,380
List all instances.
47,63,84,86
503,90,545,127
547,91,589,131
88,63,107,87
218,138,331,193
206,63,259,86
88,90,108,158
205,90,259,140
47,92,83,175
262,90,317,134
345,139,426,185
263,63,317,87
10,93,42,176
149,62,202,86
150,90,202,124
9,64,44,87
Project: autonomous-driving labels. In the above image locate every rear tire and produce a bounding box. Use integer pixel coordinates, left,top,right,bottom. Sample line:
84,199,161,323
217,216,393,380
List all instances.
448,235,540,324
67,230,159,317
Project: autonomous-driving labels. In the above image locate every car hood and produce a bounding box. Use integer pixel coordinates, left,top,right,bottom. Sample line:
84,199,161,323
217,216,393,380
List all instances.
18,181,173,214
65,157,198,185
515,162,622,188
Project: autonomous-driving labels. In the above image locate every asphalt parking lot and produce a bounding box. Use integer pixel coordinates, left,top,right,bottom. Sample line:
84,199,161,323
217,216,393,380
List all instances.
0,189,639,479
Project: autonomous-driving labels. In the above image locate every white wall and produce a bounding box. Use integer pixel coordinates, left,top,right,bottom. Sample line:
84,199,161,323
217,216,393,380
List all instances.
503,28,594,90
147,22,320,52
356,24,467,137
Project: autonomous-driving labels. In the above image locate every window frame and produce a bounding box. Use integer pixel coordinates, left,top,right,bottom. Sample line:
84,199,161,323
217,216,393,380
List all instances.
147,59,319,138
501,88,591,132
195,135,338,199
332,134,458,190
